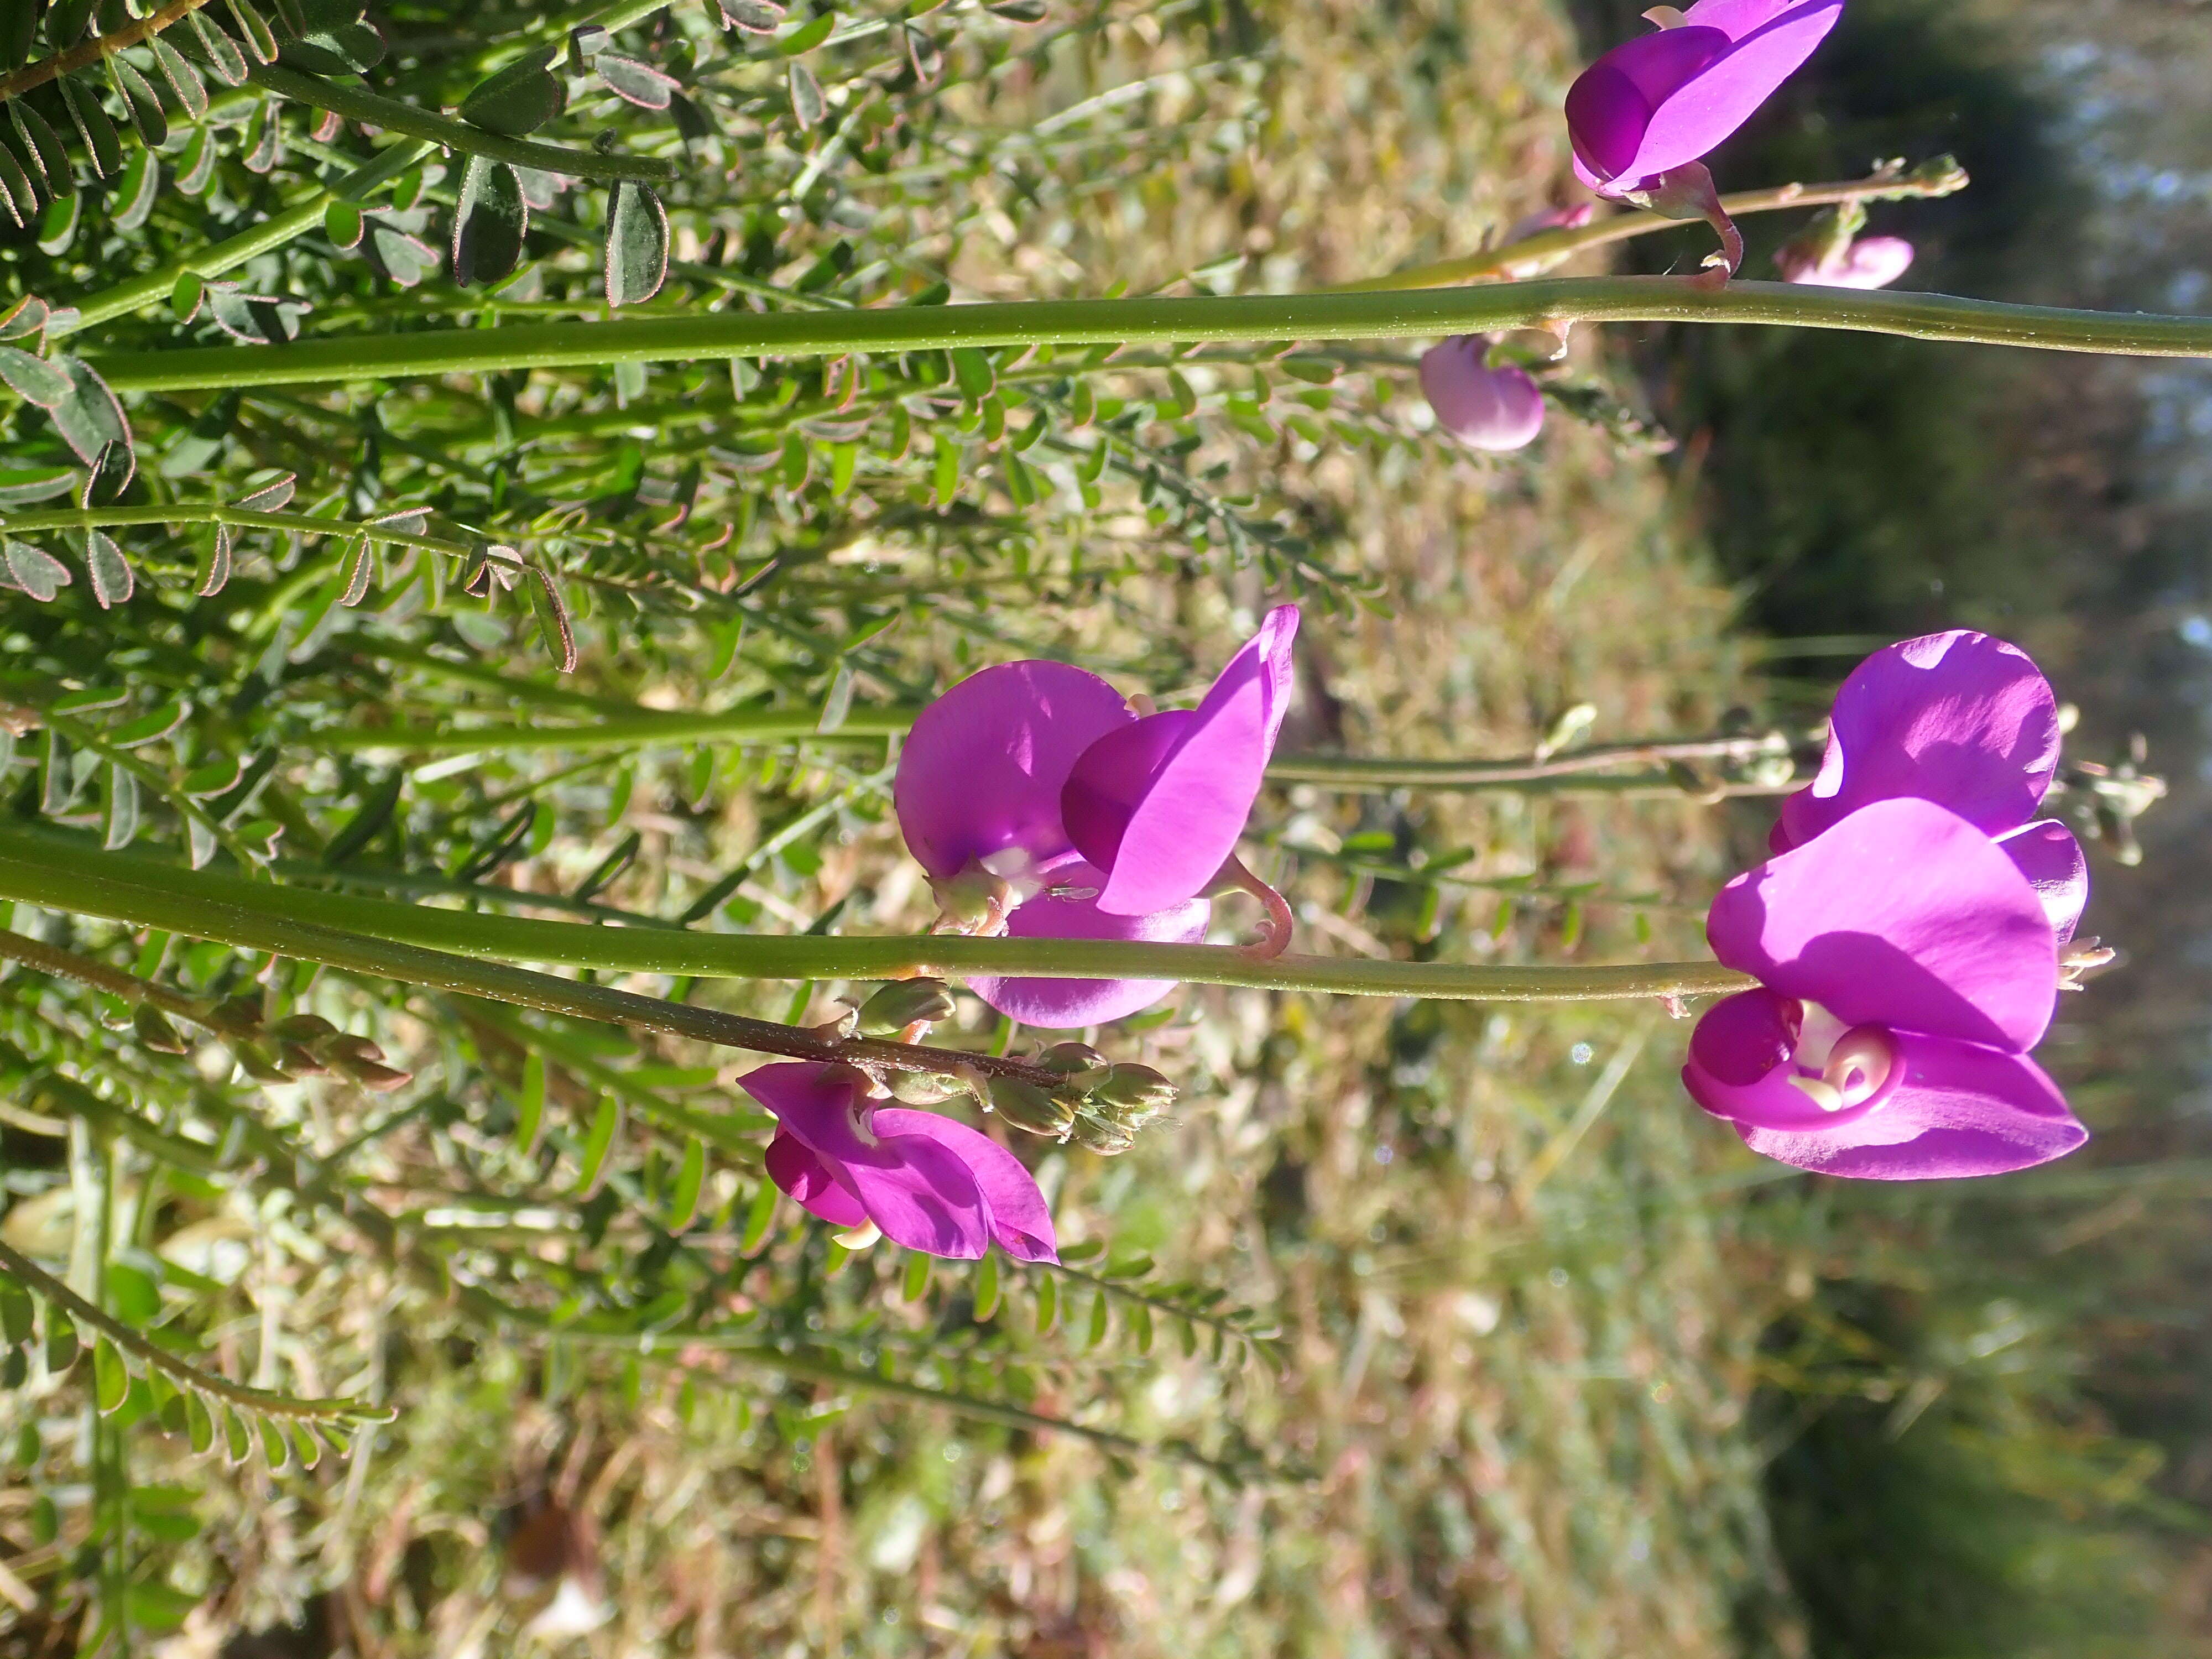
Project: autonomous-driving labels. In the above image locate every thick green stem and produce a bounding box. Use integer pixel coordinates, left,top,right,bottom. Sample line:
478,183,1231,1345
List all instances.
79,278,2212,393
0,828,1752,1002
1334,161,1969,293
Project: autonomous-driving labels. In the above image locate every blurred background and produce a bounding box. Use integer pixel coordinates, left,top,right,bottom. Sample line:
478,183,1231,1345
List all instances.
4,0,2211,1653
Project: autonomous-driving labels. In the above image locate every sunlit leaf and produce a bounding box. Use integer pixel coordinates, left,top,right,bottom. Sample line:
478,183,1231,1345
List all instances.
603,180,667,307
452,155,528,288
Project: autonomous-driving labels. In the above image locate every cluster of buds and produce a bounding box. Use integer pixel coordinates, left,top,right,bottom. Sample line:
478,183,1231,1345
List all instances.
133,999,411,1093
846,978,1180,1156
985,1044,1177,1157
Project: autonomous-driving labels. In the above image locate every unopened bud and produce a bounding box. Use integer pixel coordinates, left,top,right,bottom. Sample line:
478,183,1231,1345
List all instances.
132,1006,189,1054
930,862,1013,933
884,1069,965,1104
273,1013,338,1041
1070,1114,1136,1155
987,1075,1076,1138
345,1061,413,1093
1036,1041,1110,1088
278,1043,332,1078
855,977,957,1037
1091,1063,1176,1126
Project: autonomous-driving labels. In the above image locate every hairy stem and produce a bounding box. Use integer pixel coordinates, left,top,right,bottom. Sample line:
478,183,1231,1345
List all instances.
0,828,1754,1002
77,278,2212,395
1335,160,1969,293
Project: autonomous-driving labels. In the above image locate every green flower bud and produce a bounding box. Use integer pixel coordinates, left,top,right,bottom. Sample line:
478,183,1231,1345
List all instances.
1069,1113,1136,1155
855,977,957,1036
1036,1041,1110,1088
987,1075,1076,1139
1091,1062,1176,1126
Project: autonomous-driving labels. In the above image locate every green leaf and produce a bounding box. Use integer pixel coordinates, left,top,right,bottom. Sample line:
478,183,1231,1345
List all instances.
0,0,34,70
56,75,122,177
184,1391,216,1453
666,1136,707,1231
525,566,577,671
1034,1270,1057,1334
573,1095,619,1197
94,1338,129,1414
106,1261,161,1322
336,536,374,607
45,356,133,483
452,156,529,289
257,1413,289,1469
0,346,69,406
44,1314,77,1375
150,36,211,119
85,530,132,609
459,47,567,135
603,181,669,307
108,702,189,749
322,199,362,249
220,1405,251,1464
106,54,168,147
596,51,677,111
1086,1288,1109,1348
785,58,824,127
1128,1297,1154,1354
322,769,402,867
0,462,74,505
901,1250,932,1303
0,1281,32,1347
739,1176,778,1253
716,0,786,30
184,9,249,84
35,189,77,254
779,10,836,53
0,139,33,230
225,0,280,63
288,1421,322,1469
973,1250,1000,1321
101,763,140,850
9,101,70,196
6,539,70,602
510,1048,547,1155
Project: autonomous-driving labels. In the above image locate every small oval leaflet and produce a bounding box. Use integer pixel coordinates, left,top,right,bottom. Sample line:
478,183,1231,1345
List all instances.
452,156,529,289
459,48,567,136
107,54,168,147
323,199,363,249
596,51,679,110
526,566,578,671
85,530,133,608
4,540,70,601
786,58,826,127
151,35,211,119
195,524,234,597
0,346,71,407
717,0,786,32
45,356,134,487
603,181,669,307
57,76,123,177
337,538,374,607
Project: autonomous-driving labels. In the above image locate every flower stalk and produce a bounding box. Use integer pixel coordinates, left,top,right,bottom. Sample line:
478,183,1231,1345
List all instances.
76,278,2212,397
0,827,1754,1003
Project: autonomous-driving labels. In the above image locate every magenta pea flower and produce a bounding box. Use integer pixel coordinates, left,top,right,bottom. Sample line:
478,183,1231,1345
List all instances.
742,1061,1058,1262
1773,630,2086,941
1684,797,2086,1180
1777,232,1913,289
894,607,1300,1027
1565,0,1846,196
1418,338,1545,453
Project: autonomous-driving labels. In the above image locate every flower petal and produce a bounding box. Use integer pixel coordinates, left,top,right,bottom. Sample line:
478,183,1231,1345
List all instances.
1567,1,1841,190
737,1062,991,1258
1419,339,1546,452
875,1108,1060,1263
1778,629,2060,850
1733,1031,2086,1180
1062,606,1300,915
1707,797,2060,1052
894,659,1135,880
764,1131,868,1228
1999,819,2088,945
968,864,1211,1029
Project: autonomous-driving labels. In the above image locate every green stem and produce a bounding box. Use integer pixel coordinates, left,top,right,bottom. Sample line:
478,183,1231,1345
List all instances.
0,503,483,560
1334,160,1968,293
0,827,1752,1002
245,62,678,184
77,277,2212,394
56,141,434,338
0,1235,391,1423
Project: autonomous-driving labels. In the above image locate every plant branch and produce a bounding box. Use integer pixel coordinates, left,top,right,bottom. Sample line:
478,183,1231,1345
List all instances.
245,62,679,184
1333,158,1970,293
0,828,1756,1003
0,0,217,106
76,276,2212,397
0,1234,392,1423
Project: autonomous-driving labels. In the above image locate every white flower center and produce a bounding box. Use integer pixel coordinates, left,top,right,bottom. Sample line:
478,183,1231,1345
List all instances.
1783,1001,1898,1114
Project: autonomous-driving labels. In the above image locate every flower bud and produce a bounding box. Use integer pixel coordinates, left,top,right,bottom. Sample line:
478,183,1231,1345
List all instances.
1091,1063,1176,1127
131,1006,189,1055
1036,1041,1110,1088
854,977,957,1036
1418,337,1545,453
1775,205,1913,291
1069,1113,1136,1155
929,862,1014,933
885,1068,967,1105
987,1074,1077,1139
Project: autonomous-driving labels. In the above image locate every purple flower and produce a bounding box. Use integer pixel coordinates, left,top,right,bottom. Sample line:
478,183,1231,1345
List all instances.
742,1061,1058,1262
1565,0,1846,196
1777,232,1913,289
1418,338,1545,453
1684,797,2086,1180
1774,630,2086,941
894,607,1300,1027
